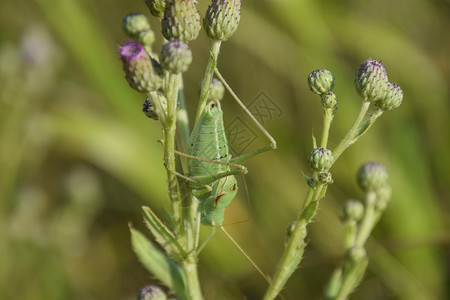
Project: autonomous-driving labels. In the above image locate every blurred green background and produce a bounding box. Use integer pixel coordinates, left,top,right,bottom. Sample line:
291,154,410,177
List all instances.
1,0,449,299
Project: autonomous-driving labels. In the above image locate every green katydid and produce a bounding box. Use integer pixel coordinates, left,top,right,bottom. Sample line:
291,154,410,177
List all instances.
170,72,279,288
174,70,277,227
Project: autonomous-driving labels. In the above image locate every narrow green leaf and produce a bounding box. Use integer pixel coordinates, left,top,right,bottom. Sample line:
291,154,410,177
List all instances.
312,133,318,149
301,199,319,222
130,226,187,300
142,206,186,260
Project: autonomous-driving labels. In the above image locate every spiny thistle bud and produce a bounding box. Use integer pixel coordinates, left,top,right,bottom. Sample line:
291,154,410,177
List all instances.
308,69,335,95
138,285,167,300
321,91,338,110
357,162,388,193
355,58,389,102
145,0,166,18
122,13,155,47
343,200,364,222
375,82,403,111
143,94,167,120
308,147,333,171
318,171,333,185
159,39,192,73
204,0,241,41
209,78,225,101
161,0,201,42
119,41,163,93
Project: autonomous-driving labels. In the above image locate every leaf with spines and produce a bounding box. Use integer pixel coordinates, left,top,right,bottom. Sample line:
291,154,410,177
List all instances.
130,226,188,299
142,206,187,260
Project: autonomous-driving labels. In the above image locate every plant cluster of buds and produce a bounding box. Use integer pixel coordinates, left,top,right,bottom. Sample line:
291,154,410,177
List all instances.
355,58,403,110
308,69,338,111
119,0,242,121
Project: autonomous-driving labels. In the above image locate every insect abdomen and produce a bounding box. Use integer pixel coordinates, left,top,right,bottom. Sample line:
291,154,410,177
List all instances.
189,101,229,184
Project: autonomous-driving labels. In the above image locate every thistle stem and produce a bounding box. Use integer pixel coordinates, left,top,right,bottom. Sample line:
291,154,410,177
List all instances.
320,109,334,148
264,101,381,299
331,101,370,164
166,73,203,299
355,191,377,247
195,40,221,122
164,74,182,234
176,74,190,155
181,259,203,300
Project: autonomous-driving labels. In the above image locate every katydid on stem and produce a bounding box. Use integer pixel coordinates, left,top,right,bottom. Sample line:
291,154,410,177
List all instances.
174,98,269,227
175,70,277,226
169,77,279,289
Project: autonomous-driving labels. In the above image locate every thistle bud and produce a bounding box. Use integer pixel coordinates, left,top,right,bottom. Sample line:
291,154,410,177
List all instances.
375,82,403,111
122,13,155,47
308,69,335,95
357,162,388,193
204,0,241,41
143,94,167,120
348,246,366,262
209,78,225,100
119,41,163,93
138,285,167,300
375,184,392,211
355,59,389,102
321,91,337,110
145,0,166,18
308,147,333,171
161,0,201,42
318,171,333,185
159,39,192,73
342,200,364,222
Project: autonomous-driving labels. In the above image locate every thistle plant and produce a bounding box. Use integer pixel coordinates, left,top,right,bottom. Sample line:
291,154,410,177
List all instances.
262,62,403,299
325,162,392,300
117,1,403,299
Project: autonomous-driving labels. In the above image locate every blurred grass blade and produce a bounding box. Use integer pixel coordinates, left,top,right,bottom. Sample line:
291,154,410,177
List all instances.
142,206,187,260
130,226,187,299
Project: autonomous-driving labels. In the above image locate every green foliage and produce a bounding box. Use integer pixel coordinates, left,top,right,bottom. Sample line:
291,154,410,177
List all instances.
130,227,187,299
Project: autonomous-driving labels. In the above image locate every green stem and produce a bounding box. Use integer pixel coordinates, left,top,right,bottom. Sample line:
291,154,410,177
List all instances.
263,220,307,300
166,73,203,299
265,102,377,299
195,40,222,122
320,109,334,148
181,258,204,300
355,191,377,247
334,258,368,300
164,74,182,234
263,184,324,300
176,74,190,155
331,101,370,165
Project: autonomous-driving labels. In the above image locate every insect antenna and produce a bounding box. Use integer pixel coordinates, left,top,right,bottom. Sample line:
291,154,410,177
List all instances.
219,226,271,284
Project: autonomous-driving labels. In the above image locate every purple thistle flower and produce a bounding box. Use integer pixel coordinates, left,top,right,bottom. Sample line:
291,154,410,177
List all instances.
118,41,163,93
